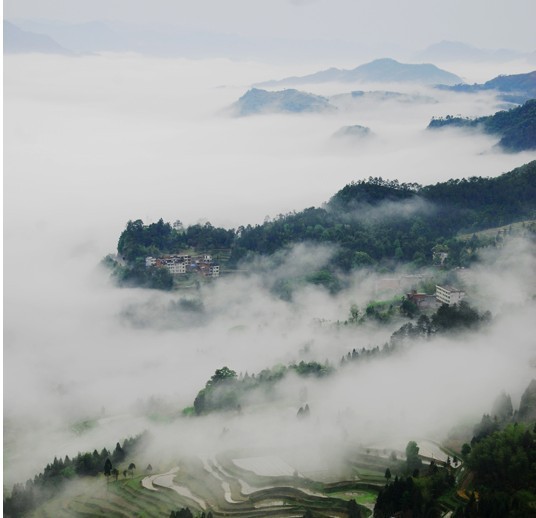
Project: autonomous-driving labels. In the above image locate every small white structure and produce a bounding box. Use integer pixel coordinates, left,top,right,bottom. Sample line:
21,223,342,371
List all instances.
435,285,465,306
146,256,157,267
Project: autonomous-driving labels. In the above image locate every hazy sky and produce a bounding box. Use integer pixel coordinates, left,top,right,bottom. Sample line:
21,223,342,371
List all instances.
5,0,536,54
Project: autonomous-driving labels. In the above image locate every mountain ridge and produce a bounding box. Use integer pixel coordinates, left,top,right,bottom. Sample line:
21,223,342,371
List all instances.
3,20,72,55
255,58,462,87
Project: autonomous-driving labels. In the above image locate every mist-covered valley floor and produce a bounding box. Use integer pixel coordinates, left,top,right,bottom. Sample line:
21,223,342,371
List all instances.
4,52,536,516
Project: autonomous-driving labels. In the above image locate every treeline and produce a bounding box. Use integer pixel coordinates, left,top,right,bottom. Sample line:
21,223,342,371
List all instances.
192,362,333,415
117,219,235,263
375,467,456,517
340,301,491,367
193,302,490,416
428,99,536,151
109,161,536,289
3,433,148,517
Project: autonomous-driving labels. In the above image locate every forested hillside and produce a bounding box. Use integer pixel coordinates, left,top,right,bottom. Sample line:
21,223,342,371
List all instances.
428,99,536,151
110,161,536,289
436,70,536,104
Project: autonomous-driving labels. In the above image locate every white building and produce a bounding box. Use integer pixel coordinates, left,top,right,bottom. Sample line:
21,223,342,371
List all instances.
435,285,465,306
168,254,191,265
146,257,157,267
167,262,187,275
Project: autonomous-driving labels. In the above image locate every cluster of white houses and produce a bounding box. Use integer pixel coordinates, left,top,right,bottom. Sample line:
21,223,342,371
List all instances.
145,253,220,278
407,285,465,308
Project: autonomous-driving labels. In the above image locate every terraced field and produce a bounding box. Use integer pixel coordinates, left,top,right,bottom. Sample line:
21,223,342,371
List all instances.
31,453,379,517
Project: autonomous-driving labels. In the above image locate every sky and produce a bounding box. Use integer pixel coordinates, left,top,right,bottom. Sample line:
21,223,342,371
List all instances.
4,0,536,56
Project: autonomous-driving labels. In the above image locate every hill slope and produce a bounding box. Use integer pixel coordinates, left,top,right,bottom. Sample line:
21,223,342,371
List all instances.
232,88,334,116
114,162,536,284
428,99,536,151
437,71,536,104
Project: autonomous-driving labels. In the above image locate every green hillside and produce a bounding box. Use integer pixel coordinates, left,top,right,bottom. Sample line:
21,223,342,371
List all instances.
428,99,536,151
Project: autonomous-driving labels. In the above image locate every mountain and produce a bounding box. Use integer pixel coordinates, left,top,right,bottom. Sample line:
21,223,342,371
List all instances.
428,99,536,151
114,161,536,281
437,71,536,104
333,125,372,139
255,58,462,87
416,40,523,63
232,88,334,116
8,19,370,62
3,20,71,55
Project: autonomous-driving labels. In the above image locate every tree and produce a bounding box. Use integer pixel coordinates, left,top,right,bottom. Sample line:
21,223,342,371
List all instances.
385,468,392,482
400,298,418,318
112,468,119,481
461,443,471,458
112,442,125,464
347,498,361,517
405,441,422,473
207,367,237,386
103,458,112,480
491,392,514,421
128,463,136,477
348,304,359,324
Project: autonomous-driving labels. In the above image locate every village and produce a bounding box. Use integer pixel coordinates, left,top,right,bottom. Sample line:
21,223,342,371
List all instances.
145,253,220,278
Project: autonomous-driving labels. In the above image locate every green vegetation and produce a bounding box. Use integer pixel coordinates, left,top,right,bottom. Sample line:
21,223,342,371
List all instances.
459,424,536,517
428,99,536,151
374,467,456,517
518,379,536,421
192,301,490,416
193,361,334,415
107,162,536,291
373,380,536,518
340,301,492,367
3,433,148,517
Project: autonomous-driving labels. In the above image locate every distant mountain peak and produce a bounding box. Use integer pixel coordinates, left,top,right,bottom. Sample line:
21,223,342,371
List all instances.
3,20,71,55
255,58,462,88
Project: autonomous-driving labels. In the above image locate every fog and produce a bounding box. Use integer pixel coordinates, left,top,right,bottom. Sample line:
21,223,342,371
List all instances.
4,53,536,489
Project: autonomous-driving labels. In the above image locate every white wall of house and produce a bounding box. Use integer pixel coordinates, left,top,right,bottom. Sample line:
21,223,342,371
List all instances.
436,285,465,306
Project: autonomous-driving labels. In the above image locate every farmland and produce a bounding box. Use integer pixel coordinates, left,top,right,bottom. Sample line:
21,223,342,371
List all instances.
30,450,384,517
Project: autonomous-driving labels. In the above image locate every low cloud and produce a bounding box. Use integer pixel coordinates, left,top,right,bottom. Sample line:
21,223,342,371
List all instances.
4,52,536,489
